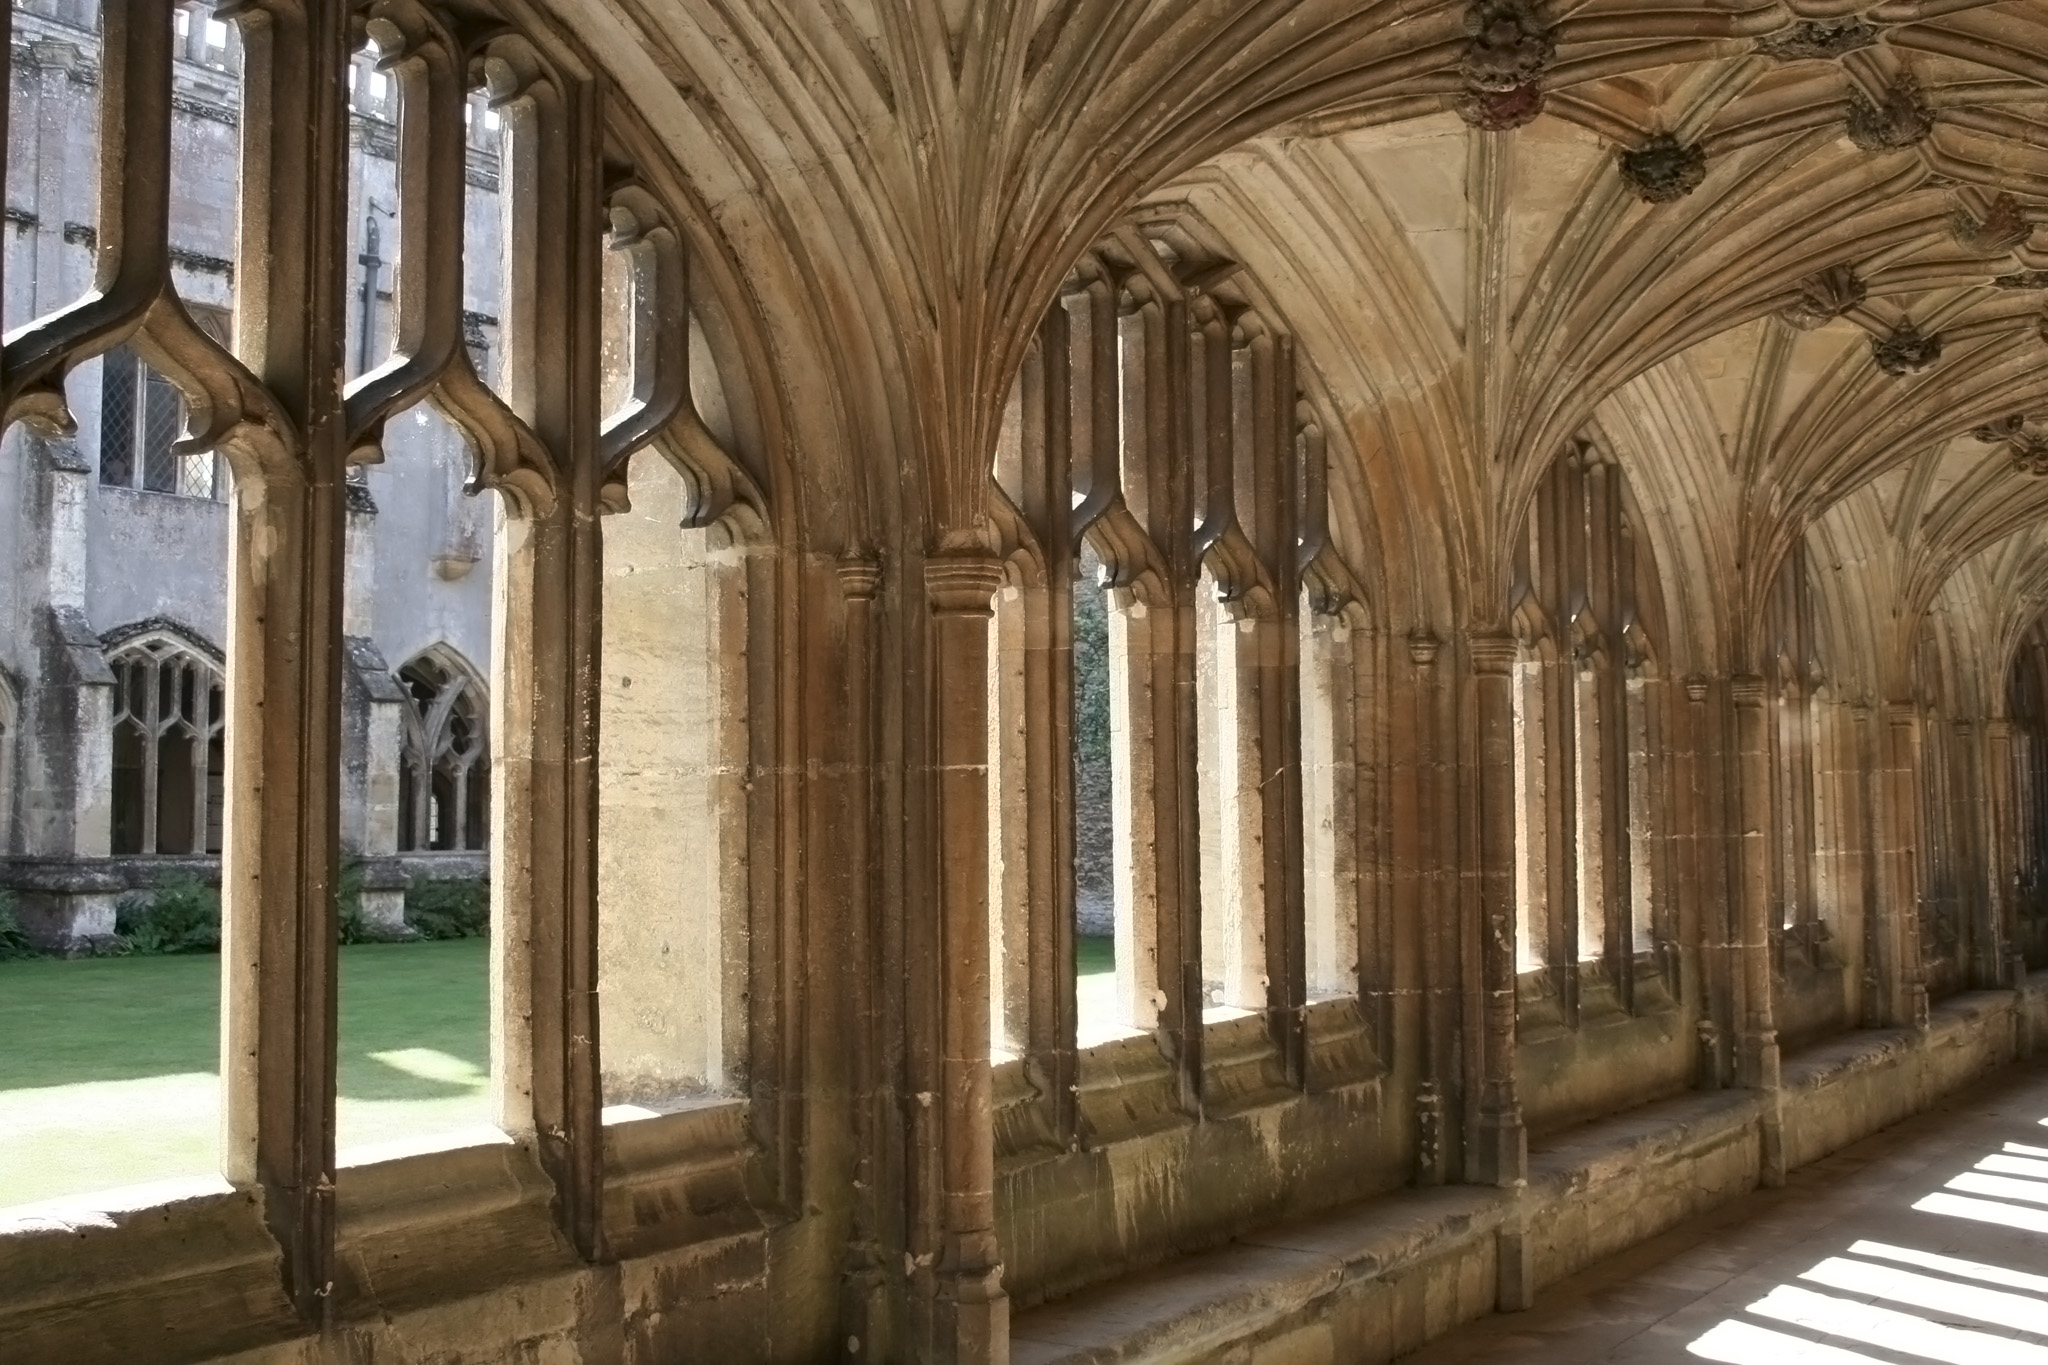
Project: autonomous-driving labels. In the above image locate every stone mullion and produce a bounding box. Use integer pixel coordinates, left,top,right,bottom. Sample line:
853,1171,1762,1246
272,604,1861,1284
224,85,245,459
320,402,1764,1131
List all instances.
1537,475,1578,1020
1732,676,1784,1182
1247,331,1305,1080
489,68,608,1257
140,655,162,853
191,676,213,855
1140,292,1203,1115
1587,463,1630,999
1470,630,1527,1191
923,556,1010,1364
1022,302,1078,1140
1883,701,1930,1029
216,0,352,1320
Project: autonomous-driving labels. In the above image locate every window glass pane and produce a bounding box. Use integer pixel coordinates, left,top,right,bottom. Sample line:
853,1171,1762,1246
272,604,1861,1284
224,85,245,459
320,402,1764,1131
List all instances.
99,348,139,487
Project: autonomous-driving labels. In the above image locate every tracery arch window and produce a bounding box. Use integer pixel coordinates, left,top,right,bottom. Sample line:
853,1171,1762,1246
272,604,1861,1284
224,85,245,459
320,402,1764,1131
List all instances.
1758,542,1849,978
394,651,487,852
986,231,1371,1117
1509,443,1668,1019
0,0,779,1265
107,629,226,856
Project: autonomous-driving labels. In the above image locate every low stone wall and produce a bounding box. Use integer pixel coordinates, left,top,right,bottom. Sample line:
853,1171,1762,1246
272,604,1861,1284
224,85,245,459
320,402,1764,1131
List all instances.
1011,979,2048,1365
0,851,489,949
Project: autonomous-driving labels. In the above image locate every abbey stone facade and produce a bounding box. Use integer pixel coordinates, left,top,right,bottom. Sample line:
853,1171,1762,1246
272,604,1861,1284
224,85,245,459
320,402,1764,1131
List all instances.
0,0,497,943
13,2,2048,1364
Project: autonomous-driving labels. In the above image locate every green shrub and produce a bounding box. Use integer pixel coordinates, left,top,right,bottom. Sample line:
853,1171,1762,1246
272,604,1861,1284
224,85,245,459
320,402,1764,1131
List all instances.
117,876,222,955
405,877,489,940
0,890,38,961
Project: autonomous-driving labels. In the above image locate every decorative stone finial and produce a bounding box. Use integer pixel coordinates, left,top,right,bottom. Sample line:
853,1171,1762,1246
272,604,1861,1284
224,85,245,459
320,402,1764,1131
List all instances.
1455,2,1553,131
1846,74,1933,152
1870,321,1940,376
1756,18,1879,62
1617,135,1707,203
1778,265,1865,330
1973,414,2048,477
1459,1,1553,92
1951,193,2027,257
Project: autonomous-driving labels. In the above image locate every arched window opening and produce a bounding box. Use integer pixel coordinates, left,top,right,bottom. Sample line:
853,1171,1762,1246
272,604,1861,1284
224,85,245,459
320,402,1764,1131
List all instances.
1511,443,1669,1020
2007,618,2048,968
107,632,226,857
1760,541,1843,983
1301,597,1362,1001
592,186,766,1110
1511,618,1550,974
395,653,488,853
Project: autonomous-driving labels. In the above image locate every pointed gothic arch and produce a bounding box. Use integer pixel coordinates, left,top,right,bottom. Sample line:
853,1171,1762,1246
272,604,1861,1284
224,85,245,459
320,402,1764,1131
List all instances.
394,647,489,853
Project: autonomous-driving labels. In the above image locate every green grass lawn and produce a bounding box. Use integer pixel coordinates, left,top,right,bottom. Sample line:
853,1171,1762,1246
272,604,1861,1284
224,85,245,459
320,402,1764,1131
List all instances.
1077,934,1113,975
0,939,489,1209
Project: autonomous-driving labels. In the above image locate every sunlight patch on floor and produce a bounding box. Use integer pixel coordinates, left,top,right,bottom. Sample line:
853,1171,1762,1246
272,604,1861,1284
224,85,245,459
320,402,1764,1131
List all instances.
1690,1136,2048,1363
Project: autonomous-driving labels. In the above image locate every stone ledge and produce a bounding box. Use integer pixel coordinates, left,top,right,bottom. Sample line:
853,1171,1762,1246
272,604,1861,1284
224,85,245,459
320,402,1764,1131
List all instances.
1010,984,2043,1365
1012,1186,1501,1365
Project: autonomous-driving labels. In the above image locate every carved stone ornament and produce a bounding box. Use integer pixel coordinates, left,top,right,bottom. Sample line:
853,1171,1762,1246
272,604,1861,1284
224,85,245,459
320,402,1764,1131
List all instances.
1617,135,1707,203
1950,193,2028,257
1994,269,2048,291
1756,18,1879,62
1459,1,1554,93
1871,321,1941,377
1778,264,1866,330
1973,413,2048,477
1456,82,1546,131
1846,74,1933,152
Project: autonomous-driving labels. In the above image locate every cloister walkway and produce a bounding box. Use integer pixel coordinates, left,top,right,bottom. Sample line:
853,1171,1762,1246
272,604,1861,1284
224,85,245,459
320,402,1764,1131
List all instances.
1410,1060,2048,1363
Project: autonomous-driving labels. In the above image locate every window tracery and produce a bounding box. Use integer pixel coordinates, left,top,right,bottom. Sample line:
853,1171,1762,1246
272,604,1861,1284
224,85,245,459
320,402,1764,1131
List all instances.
1509,443,1668,1018
394,650,486,852
107,629,225,856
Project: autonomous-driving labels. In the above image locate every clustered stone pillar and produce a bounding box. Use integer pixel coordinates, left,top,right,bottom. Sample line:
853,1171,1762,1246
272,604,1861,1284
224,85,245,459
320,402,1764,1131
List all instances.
924,553,1011,1364
1469,628,1527,1190
1885,700,1931,1031
1730,675,1783,1183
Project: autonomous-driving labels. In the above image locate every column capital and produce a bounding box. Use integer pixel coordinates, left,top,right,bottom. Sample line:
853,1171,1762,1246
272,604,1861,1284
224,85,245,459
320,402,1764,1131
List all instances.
1683,675,1711,704
836,554,882,602
1468,629,1518,676
924,554,1005,617
1731,673,1767,708
1407,630,1441,668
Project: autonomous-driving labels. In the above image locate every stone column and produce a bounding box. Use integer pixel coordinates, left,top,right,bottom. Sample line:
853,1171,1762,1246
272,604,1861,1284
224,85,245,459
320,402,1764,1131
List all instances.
1409,631,1450,1185
1883,702,1930,1030
1469,629,1527,1189
835,558,890,1354
924,554,1010,1365
1731,676,1784,1183
1989,720,2026,988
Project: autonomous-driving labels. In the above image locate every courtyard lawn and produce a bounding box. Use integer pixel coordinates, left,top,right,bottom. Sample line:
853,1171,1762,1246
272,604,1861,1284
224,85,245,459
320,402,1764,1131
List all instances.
0,938,489,1210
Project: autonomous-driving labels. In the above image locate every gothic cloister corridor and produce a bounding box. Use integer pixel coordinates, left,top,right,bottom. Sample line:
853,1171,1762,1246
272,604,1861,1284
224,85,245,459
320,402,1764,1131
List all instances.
15,0,2048,1362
